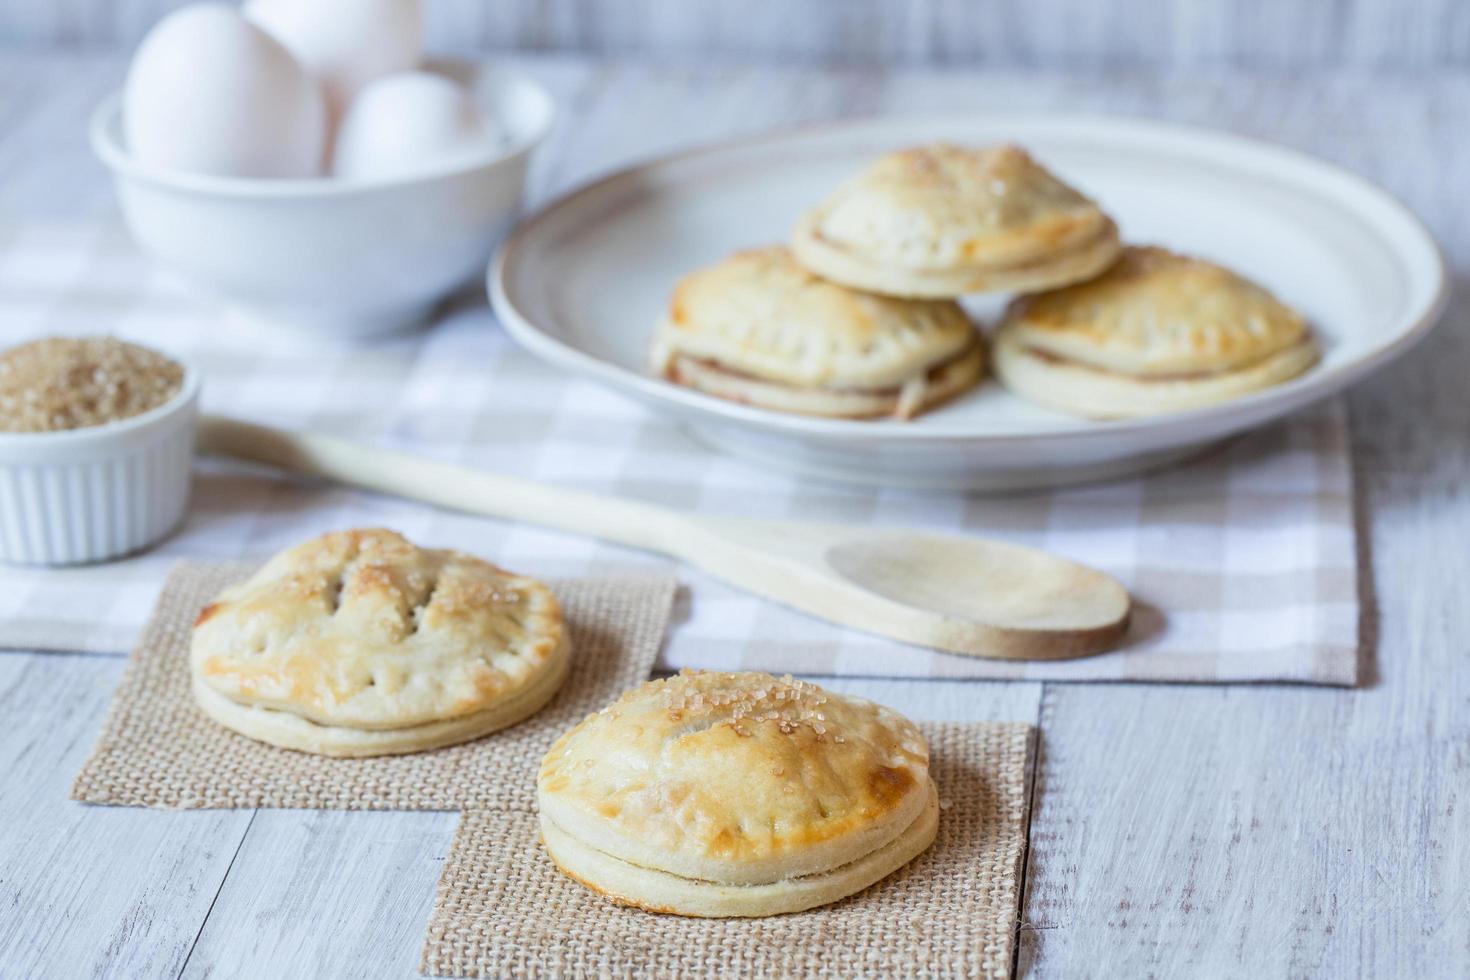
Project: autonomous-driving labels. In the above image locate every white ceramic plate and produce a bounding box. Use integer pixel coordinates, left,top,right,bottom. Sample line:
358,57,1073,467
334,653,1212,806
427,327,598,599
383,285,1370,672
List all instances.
492,115,1447,490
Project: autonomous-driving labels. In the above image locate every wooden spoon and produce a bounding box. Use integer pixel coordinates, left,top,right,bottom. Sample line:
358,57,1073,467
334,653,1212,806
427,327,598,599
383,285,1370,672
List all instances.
197,415,1131,661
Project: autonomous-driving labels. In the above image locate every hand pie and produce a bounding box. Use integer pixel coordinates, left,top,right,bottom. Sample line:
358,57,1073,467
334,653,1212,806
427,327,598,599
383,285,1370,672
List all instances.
191,528,569,757
791,143,1121,298
993,246,1320,418
537,670,938,917
650,246,983,420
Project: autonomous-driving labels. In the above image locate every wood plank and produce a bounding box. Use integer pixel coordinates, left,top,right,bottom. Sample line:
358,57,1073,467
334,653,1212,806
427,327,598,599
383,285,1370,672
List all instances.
0,52,126,221
1019,680,1470,976
0,652,253,977
5,1,1469,72
178,810,454,980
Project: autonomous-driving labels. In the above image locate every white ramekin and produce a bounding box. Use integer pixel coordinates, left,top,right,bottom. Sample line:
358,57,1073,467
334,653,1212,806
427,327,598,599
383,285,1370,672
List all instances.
0,365,200,565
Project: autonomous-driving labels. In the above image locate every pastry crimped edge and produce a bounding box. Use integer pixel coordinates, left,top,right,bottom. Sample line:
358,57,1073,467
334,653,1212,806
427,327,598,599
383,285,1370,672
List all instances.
791,208,1122,299
539,776,939,917
659,333,985,420
649,245,984,415
993,328,1321,419
1000,246,1311,376
191,632,570,758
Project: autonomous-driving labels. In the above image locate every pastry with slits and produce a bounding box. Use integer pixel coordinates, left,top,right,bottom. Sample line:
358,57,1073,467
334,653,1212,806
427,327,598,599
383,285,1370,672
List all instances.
538,670,938,916
993,246,1320,418
189,528,569,756
649,246,984,420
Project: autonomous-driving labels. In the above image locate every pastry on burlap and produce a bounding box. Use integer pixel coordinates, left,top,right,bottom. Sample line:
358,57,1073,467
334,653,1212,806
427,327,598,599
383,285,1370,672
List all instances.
191,529,573,758
71,560,675,811
539,671,938,917
422,721,1033,979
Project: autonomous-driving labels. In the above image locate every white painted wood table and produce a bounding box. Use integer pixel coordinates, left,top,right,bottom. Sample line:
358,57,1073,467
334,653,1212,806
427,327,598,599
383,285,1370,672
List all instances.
1,53,1467,979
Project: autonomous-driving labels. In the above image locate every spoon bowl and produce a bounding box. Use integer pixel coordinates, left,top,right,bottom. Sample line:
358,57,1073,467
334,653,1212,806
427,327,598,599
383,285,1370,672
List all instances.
677,517,1131,660
828,532,1126,629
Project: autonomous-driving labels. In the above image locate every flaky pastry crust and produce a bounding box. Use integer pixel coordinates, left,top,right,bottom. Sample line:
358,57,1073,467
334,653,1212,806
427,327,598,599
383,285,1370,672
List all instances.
791,143,1121,298
650,246,982,419
537,671,936,915
190,528,568,755
994,247,1319,417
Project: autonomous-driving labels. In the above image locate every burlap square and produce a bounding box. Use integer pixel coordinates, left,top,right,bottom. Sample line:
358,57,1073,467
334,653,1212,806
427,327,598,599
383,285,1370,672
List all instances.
71,560,676,811
421,721,1034,979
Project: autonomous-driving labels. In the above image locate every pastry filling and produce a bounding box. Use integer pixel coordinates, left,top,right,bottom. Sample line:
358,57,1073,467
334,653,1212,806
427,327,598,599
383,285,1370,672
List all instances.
662,335,982,419
1016,334,1317,382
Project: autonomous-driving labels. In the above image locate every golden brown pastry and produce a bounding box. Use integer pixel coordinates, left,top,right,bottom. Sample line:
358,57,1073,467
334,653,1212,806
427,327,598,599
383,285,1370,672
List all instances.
993,246,1320,418
791,143,1121,298
650,246,983,420
537,670,938,917
190,528,569,757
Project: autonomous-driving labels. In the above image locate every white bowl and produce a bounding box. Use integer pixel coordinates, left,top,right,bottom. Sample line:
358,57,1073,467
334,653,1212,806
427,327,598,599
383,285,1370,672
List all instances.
0,365,200,565
92,62,554,340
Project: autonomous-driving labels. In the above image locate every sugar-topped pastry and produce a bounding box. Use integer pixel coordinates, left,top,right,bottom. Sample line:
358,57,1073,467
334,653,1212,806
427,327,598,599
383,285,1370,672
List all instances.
537,670,938,917
791,142,1122,298
191,528,569,757
650,246,983,420
993,246,1320,418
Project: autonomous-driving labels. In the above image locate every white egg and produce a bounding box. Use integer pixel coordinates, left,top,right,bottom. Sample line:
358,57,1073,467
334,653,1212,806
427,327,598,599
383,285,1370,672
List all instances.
124,3,326,178
245,0,423,119
332,72,500,180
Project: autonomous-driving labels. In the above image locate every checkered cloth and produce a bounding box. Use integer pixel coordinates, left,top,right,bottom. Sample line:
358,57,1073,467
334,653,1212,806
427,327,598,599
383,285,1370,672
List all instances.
0,221,1360,684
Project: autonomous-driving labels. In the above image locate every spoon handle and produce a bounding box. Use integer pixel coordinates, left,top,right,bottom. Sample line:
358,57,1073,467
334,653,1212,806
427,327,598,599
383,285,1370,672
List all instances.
196,415,695,555
198,415,1130,662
